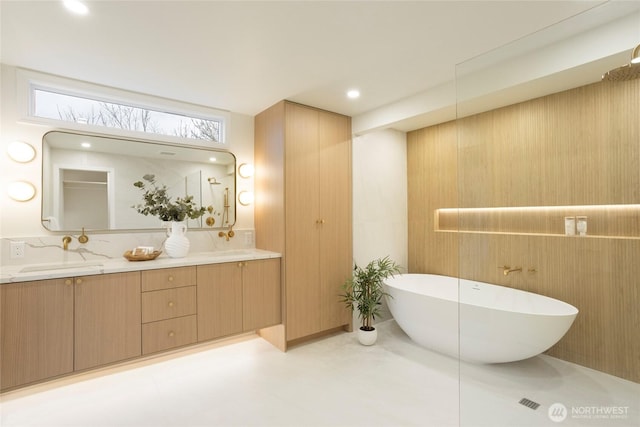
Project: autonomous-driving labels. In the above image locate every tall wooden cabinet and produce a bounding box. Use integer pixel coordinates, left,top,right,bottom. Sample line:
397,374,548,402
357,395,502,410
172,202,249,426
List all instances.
255,101,352,345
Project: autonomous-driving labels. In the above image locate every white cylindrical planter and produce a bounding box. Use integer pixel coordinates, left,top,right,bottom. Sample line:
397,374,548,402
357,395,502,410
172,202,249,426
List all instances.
358,327,378,346
165,221,190,258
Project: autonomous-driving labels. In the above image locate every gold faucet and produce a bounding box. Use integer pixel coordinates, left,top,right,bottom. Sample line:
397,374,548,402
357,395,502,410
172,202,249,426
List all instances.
78,227,89,244
62,235,72,250
500,266,522,276
218,225,235,241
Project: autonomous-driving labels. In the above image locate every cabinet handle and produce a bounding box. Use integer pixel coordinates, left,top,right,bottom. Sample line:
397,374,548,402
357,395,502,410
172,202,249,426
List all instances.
316,219,326,224
168,276,174,282
65,279,73,286
168,331,175,337
168,301,175,307
76,278,83,284
238,262,247,268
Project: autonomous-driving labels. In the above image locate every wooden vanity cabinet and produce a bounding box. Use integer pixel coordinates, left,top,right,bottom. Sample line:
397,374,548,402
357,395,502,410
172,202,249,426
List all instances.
197,262,243,341
140,267,197,355
74,272,141,371
197,258,281,341
1,257,280,391
1,279,74,391
242,258,281,331
255,101,352,344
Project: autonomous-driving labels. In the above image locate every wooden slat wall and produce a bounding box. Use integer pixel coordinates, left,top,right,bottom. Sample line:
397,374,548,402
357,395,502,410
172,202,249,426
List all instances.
407,79,640,382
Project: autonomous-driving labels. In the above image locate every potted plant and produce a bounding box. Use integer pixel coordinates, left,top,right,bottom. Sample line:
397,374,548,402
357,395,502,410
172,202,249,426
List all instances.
341,256,401,345
133,174,206,258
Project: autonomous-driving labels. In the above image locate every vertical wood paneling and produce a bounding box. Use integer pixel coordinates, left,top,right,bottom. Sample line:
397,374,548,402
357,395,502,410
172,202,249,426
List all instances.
318,110,353,331
407,121,458,276
254,101,287,350
255,101,286,254
196,263,243,341
74,272,141,371
1,279,74,390
284,103,321,340
408,79,640,382
254,101,352,345
243,258,282,331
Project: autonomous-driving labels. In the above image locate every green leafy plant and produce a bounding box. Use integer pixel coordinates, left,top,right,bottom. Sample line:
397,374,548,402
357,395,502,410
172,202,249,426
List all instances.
341,256,401,331
133,174,206,222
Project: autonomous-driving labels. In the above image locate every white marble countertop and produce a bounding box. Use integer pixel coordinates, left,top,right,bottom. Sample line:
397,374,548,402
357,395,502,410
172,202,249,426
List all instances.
0,249,281,284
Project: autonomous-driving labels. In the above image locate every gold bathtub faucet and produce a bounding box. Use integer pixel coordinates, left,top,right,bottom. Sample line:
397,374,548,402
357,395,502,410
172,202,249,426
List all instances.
500,266,522,276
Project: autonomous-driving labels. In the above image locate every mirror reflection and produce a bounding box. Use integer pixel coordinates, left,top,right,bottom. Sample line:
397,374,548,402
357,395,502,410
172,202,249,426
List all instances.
42,131,236,232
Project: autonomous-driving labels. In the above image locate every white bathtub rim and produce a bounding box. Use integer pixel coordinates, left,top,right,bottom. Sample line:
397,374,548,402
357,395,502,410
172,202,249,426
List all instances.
384,273,578,317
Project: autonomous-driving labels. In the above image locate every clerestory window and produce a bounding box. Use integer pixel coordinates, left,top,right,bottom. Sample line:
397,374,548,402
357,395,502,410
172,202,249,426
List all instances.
32,88,225,143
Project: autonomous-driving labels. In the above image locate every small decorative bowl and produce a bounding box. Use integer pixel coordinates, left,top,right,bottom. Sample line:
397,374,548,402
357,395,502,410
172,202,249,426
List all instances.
123,250,162,261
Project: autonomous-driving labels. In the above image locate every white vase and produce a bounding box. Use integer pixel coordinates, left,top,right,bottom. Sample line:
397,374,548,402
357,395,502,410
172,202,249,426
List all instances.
165,221,190,258
358,327,377,346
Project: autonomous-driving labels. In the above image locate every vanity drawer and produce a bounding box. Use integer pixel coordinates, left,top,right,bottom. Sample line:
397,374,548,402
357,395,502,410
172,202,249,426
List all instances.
142,315,197,355
141,266,196,292
142,286,196,323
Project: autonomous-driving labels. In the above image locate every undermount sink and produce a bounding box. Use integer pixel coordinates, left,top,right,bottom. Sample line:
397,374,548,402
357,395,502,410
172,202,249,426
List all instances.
20,261,104,273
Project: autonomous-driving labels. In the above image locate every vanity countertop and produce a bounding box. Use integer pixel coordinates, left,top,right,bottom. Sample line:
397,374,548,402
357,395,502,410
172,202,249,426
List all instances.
0,249,281,284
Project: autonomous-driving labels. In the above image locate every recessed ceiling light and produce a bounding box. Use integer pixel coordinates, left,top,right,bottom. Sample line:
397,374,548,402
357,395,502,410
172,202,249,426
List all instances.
63,1,89,15
347,89,360,99
209,157,217,162
81,142,91,148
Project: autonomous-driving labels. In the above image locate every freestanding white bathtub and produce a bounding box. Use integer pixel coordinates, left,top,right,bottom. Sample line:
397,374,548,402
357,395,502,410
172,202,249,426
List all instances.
384,274,578,364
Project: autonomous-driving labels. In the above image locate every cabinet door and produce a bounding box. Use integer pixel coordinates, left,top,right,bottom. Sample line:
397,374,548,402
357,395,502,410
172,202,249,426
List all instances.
318,110,353,330
243,259,281,331
284,102,321,341
74,272,141,371
1,279,74,390
197,263,242,341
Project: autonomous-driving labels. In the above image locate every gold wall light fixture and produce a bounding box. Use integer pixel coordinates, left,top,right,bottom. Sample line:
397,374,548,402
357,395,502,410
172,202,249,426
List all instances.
238,190,254,206
8,181,36,202
238,163,254,178
7,141,36,163
631,44,640,64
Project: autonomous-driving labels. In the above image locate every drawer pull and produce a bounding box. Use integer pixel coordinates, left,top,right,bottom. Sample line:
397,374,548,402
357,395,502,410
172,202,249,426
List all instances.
168,301,175,307
168,276,174,282
76,278,83,284
168,331,175,337
65,279,73,286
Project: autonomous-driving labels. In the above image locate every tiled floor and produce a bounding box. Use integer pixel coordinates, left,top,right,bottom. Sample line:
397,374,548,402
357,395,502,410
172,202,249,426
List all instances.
1,320,638,427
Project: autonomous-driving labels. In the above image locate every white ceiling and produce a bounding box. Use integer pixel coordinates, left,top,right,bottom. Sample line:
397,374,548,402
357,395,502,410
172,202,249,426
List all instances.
1,1,637,131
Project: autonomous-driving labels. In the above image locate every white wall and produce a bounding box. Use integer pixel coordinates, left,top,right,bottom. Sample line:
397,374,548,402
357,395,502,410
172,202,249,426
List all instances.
352,128,408,322
0,64,256,265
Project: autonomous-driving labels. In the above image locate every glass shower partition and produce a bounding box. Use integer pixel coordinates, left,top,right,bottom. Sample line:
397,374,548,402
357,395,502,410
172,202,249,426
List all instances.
455,3,640,426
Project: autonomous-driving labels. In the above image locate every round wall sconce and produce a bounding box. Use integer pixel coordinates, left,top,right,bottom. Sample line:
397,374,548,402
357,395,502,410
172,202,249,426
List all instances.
238,163,254,179
238,190,254,206
7,141,36,163
8,181,36,202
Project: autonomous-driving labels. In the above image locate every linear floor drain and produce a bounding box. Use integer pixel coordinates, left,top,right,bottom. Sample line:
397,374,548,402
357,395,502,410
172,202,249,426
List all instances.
519,398,540,410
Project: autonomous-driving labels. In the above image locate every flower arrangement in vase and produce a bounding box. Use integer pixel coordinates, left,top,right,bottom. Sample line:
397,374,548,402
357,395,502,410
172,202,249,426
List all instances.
133,174,206,258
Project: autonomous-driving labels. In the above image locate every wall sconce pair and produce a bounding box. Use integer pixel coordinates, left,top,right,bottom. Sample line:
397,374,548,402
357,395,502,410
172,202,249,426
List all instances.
7,141,37,202
237,163,254,206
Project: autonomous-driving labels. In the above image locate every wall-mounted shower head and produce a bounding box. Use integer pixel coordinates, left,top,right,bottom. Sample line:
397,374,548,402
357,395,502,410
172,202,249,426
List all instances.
208,177,221,185
602,43,640,82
